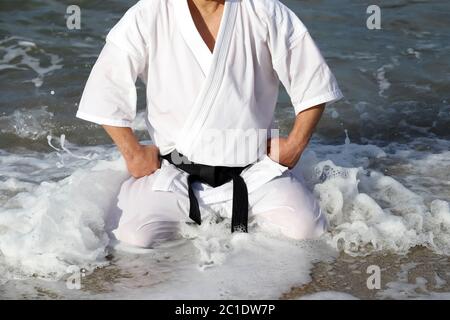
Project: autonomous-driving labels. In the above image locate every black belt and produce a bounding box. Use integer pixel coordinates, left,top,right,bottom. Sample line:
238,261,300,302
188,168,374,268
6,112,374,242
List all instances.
161,151,250,233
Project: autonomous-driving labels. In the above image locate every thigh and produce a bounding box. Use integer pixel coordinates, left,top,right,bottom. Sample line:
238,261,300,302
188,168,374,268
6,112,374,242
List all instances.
117,174,189,224
249,172,327,240
112,173,189,248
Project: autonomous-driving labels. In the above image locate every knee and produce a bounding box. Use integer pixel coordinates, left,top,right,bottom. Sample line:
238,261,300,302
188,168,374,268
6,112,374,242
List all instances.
256,174,328,240
282,210,327,240
258,204,327,240
281,186,328,240
114,221,180,248
113,223,153,248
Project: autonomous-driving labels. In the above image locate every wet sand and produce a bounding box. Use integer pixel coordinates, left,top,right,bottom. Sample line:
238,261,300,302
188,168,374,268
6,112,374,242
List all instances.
282,247,450,299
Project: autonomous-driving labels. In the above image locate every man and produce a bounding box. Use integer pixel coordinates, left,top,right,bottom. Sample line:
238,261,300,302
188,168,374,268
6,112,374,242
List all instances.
76,0,343,248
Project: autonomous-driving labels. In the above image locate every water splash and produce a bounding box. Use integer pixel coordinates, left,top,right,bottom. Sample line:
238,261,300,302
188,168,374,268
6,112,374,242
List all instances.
47,134,94,168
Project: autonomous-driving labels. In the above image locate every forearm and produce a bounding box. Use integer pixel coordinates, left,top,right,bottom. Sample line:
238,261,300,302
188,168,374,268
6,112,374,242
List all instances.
287,103,325,154
102,125,143,162
102,125,161,178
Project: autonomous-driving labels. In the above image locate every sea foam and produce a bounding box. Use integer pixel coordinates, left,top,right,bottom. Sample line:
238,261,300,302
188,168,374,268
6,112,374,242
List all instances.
0,135,449,299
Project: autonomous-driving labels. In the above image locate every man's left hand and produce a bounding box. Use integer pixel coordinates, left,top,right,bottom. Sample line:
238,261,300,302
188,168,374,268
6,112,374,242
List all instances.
267,137,304,169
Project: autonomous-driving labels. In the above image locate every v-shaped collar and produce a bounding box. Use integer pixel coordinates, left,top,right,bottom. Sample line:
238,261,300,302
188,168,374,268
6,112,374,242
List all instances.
174,0,232,77
174,0,239,160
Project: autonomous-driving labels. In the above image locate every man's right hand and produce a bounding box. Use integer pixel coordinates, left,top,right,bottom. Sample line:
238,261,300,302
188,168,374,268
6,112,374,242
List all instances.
102,125,161,179
126,144,161,178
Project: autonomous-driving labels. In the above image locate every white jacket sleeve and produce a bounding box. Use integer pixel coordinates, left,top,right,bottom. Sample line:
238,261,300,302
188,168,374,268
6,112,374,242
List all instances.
76,3,148,127
268,1,343,115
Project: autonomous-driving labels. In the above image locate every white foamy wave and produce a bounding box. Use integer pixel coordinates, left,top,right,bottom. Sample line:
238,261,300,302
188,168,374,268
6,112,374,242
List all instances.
0,144,333,296
375,64,393,98
0,106,54,140
375,57,399,98
0,36,63,87
0,137,449,291
0,155,129,280
103,229,333,299
295,139,450,256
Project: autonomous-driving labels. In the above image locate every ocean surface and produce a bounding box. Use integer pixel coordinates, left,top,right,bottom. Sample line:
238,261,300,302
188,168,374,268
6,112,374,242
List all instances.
0,0,449,299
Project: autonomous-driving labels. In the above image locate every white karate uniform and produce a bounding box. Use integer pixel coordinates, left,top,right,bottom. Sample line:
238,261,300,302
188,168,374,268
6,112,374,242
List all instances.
76,0,343,247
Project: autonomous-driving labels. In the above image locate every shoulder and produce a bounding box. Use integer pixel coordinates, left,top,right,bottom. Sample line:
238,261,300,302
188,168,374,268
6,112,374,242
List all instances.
105,0,167,57
107,0,165,40
120,0,163,23
245,0,299,25
245,0,308,44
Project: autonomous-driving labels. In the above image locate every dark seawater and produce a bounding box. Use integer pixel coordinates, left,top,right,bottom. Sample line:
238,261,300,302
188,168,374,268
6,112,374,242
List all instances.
0,0,449,299
1,0,449,149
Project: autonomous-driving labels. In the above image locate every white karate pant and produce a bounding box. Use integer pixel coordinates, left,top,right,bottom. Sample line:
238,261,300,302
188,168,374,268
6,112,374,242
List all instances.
110,170,327,248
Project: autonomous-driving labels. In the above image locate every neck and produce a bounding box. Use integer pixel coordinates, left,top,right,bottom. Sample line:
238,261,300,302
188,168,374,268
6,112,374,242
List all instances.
190,0,225,15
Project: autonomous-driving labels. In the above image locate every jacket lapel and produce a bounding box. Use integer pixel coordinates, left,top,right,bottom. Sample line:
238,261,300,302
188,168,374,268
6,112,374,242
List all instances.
175,0,239,160
174,0,214,77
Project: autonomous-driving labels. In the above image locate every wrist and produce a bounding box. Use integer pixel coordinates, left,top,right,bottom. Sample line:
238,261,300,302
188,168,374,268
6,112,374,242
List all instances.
123,143,144,163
